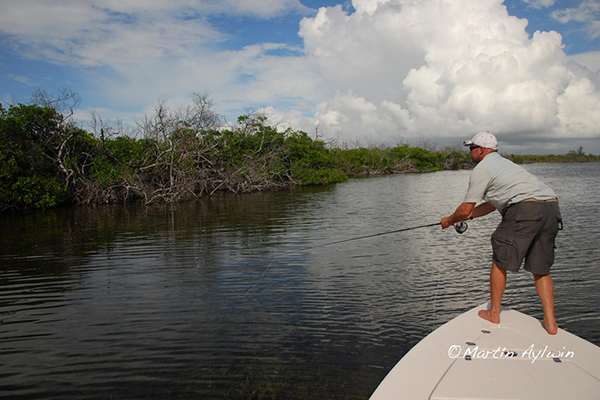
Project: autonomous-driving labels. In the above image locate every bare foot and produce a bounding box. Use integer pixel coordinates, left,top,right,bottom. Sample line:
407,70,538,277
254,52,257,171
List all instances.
478,309,500,324
543,319,558,335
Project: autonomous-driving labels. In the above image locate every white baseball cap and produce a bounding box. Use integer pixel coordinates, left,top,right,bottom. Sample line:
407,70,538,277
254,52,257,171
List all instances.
463,131,498,150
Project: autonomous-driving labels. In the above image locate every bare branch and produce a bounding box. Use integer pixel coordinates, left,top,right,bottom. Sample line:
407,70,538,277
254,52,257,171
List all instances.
30,87,82,117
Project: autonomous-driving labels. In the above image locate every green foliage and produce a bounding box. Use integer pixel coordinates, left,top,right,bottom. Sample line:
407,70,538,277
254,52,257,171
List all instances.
332,144,474,176
0,103,65,209
92,136,152,186
8,176,63,209
395,145,442,171
284,131,346,185
333,147,392,175
0,102,98,210
505,150,600,164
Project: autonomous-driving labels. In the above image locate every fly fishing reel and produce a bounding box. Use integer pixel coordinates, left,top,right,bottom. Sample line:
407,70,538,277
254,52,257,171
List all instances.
454,221,468,234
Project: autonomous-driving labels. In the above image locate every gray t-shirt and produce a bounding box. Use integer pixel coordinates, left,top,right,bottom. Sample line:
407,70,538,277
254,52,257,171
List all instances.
463,152,557,214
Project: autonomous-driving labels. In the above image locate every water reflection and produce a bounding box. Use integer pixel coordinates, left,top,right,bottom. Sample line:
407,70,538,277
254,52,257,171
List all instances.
1,163,599,399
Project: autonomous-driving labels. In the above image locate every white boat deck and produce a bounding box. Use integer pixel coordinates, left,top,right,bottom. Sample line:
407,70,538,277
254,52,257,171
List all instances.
370,303,600,400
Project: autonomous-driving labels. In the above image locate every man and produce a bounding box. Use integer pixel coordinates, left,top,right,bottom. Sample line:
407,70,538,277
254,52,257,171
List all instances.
441,132,562,335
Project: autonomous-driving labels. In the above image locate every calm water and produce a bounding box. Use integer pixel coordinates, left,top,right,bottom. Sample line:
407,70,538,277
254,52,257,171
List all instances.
1,163,599,399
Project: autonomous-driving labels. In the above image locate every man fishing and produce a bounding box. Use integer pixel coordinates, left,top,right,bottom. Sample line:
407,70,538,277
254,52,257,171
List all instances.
440,132,562,335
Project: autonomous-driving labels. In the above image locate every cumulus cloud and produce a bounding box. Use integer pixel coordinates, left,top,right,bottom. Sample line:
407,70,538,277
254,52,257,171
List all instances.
569,51,600,73
298,0,600,150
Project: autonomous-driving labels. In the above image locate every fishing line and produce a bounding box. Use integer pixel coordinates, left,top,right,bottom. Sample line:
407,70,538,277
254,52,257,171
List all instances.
309,222,440,249
239,221,468,297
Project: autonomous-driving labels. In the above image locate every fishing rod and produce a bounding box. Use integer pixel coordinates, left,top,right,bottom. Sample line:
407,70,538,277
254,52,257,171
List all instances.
312,220,468,249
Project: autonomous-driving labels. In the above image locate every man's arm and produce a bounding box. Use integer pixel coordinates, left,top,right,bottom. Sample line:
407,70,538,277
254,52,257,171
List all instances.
441,202,475,229
440,202,496,229
472,202,496,219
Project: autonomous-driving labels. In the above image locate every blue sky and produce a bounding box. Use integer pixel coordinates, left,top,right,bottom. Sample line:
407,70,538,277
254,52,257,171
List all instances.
1,0,599,154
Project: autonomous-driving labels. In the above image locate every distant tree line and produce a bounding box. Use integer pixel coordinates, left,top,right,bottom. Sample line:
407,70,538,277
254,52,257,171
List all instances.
1,90,598,211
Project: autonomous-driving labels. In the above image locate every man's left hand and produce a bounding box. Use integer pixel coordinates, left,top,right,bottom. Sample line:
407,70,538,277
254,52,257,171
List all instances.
440,216,452,229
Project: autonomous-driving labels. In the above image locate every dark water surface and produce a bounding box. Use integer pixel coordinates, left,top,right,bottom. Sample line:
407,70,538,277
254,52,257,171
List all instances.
1,163,599,399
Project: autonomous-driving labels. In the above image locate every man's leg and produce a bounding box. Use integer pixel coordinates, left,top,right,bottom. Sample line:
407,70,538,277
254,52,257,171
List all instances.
534,273,558,335
478,261,506,324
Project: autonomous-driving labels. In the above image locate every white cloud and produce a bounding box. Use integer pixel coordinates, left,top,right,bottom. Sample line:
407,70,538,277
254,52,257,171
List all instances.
552,0,600,40
78,40,325,129
569,50,600,73
556,76,600,134
0,0,315,122
213,0,311,18
352,0,390,15
297,0,600,149
0,1,226,68
0,0,310,67
523,0,556,9
8,74,36,86
552,0,600,23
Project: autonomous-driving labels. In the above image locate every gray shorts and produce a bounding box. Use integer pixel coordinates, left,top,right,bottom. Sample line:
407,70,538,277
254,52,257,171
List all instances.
491,201,561,275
